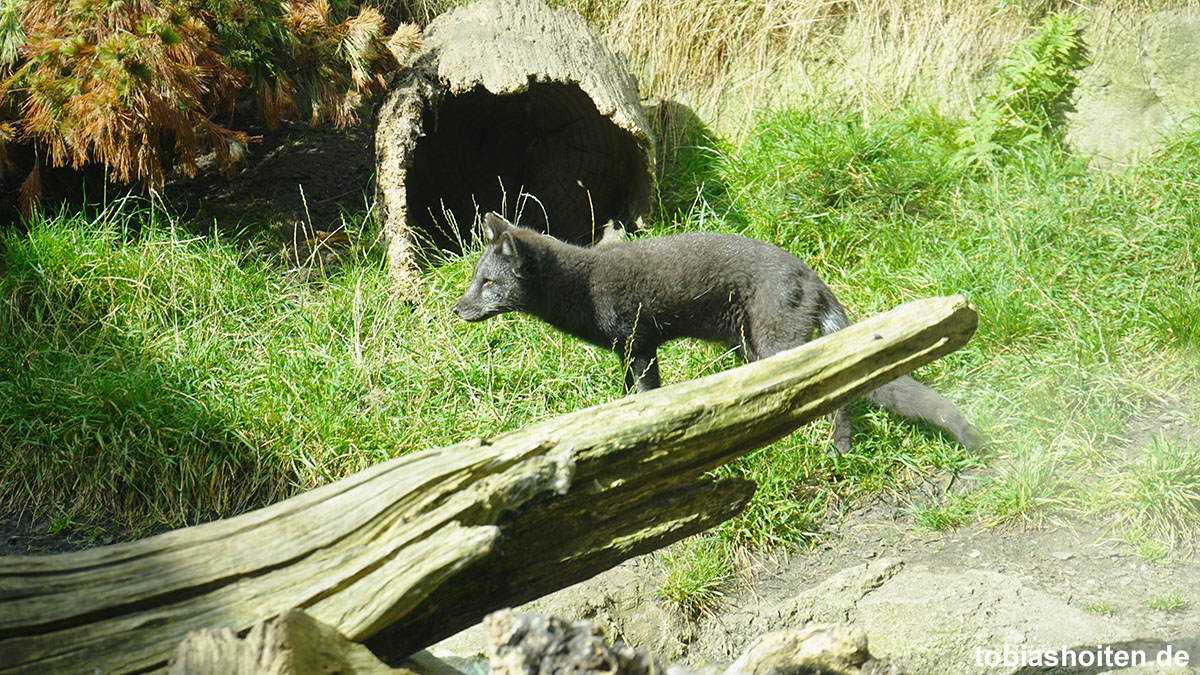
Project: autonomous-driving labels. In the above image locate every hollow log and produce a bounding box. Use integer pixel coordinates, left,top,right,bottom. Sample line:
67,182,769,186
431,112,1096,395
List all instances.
0,296,977,674
374,0,655,288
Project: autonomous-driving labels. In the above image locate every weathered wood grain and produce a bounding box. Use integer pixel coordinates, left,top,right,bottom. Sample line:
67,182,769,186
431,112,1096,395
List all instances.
0,295,977,674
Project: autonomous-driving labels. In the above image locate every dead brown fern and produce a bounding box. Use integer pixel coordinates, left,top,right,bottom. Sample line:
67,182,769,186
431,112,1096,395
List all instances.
0,0,421,215
4,0,248,192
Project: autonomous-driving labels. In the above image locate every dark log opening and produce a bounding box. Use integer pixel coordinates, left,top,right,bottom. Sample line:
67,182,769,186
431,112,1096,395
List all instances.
405,81,652,254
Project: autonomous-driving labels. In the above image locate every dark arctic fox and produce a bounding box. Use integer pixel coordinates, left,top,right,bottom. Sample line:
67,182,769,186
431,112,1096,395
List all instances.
454,213,983,454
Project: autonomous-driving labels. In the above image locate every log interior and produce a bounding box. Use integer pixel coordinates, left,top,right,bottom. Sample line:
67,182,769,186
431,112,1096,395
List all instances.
405,81,652,253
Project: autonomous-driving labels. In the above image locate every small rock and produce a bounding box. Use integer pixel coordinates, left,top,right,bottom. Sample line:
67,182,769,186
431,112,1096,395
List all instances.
725,624,897,675
1052,551,1074,561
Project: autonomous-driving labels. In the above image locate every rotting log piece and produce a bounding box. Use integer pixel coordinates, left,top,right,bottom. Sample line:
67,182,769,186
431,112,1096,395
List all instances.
167,609,403,675
0,296,977,674
480,610,898,675
374,0,655,289
166,608,897,675
484,610,658,675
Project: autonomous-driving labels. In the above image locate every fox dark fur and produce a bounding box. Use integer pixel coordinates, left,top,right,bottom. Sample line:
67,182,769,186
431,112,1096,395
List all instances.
454,213,983,454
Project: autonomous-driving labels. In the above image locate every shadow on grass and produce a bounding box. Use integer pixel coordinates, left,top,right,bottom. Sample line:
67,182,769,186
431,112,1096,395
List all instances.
0,224,296,553
649,99,746,230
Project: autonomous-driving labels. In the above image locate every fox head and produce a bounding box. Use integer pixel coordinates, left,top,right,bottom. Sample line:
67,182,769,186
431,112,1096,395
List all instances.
453,213,535,322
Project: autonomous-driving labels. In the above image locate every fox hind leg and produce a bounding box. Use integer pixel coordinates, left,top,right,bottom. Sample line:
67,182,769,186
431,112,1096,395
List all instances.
828,406,852,456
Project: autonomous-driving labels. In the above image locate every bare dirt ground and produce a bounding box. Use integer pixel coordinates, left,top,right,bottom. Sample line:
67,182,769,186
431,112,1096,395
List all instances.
436,486,1200,674
433,402,1200,674
166,115,377,238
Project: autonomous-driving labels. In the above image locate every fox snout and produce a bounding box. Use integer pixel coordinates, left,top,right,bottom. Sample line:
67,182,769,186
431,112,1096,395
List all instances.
452,295,491,322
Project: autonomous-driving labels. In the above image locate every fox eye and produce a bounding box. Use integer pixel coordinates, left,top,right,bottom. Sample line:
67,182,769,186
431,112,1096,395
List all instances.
483,279,494,287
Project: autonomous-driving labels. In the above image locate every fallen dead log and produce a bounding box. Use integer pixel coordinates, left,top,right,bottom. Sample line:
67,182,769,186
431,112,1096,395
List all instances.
0,295,977,674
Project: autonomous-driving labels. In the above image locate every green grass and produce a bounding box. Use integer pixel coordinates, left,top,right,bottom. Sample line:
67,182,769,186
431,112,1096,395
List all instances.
1102,432,1200,546
2,102,1198,600
912,494,976,532
654,536,733,617
658,101,1198,567
0,197,621,527
1147,591,1187,612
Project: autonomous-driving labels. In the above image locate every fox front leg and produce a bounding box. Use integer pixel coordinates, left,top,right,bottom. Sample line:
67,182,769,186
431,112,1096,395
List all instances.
623,350,661,393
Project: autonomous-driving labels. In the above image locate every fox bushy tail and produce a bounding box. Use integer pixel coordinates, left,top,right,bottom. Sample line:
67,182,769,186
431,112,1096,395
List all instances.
818,293,984,453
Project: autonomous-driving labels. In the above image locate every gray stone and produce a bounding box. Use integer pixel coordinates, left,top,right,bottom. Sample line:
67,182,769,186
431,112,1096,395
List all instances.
1068,10,1200,167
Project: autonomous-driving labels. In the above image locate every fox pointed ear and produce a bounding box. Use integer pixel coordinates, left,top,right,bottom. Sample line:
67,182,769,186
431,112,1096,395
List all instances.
495,231,528,275
481,212,512,244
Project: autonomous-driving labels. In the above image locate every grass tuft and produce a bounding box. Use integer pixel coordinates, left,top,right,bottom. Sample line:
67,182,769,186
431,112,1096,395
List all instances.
1147,591,1187,613
1104,433,1200,546
912,494,976,532
655,537,734,617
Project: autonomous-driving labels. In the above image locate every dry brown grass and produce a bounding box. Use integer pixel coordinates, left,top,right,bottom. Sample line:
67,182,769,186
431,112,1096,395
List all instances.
602,0,1032,133
583,0,1198,133
375,0,1200,134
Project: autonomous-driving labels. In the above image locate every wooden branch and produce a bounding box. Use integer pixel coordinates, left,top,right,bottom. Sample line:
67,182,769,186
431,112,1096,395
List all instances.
0,295,976,674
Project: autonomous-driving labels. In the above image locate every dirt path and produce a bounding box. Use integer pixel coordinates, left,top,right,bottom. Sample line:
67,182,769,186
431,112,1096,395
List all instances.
434,504,1200,674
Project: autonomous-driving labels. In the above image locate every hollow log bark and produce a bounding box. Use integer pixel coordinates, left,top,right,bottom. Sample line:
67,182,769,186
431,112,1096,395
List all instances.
0,296,976,674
